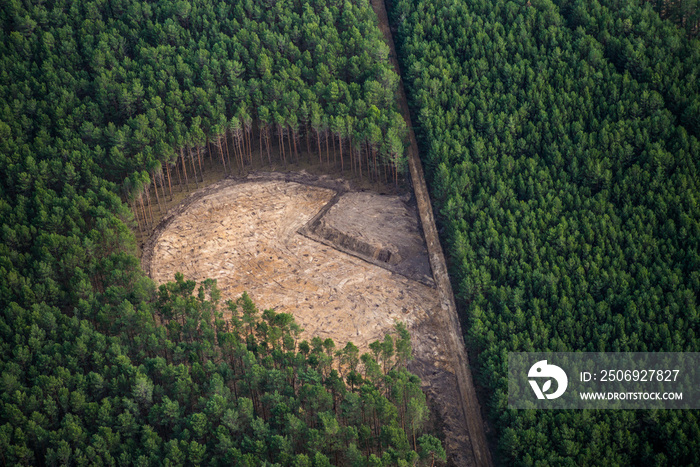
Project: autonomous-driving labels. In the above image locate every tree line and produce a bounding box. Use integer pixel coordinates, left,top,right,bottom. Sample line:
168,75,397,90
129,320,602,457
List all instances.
390,0,699,464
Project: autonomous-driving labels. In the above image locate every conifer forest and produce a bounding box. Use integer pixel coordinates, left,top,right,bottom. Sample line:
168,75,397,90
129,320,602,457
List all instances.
390,0,699,464
1,0,699,465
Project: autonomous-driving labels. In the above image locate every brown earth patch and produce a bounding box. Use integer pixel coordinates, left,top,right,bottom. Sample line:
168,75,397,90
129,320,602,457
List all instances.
300,191,434,287
146,172,440,353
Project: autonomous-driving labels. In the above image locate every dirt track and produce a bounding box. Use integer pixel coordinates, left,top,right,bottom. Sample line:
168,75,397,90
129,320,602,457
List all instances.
371,0,494,465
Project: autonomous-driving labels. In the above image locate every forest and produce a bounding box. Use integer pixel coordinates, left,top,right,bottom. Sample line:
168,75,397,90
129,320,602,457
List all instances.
1,273,444,465
642,0,700,37
389,0,700,464
1,0,410,236
3,0,699,463
0,0,451,465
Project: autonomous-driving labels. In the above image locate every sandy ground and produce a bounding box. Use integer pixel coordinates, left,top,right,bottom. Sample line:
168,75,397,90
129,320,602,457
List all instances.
149,178,439,352
319,192,434,284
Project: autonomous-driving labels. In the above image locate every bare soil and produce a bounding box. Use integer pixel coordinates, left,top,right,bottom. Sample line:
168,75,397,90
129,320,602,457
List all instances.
301,191,434,287
146,172,440,353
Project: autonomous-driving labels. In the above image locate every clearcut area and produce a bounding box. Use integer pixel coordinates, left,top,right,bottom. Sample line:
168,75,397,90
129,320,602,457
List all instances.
147,173,437,351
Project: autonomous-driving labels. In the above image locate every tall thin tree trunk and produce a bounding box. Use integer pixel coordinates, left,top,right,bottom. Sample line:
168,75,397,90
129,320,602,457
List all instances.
291,129,299,163
350,138,355,174
223,131,233,171
159,170,167,205
372,145,378,182
166,162,173,200
332,131,337,166
145,187,154,226
131,201,143,234
338,134,344,173
264,127,271,165
241,128,248,165
287,126,294,163
217,137,227,174
152,171,163,212
278,126,286,166
188,147,199,189
234,128,241,167
383,154,388,185
325,131,330,165
373,144,377,182
250,127,254,165
233,131,241,169
245,128,252,165
139,193,149,228
259,125,264,166
306,125,311,160
179,148,189,191
197,146,204,182
358,143,363,181
139,195,148,230
175,158,182,192
366,141,372,181
394,159,399,188
250,127,255,164
235,131,245,169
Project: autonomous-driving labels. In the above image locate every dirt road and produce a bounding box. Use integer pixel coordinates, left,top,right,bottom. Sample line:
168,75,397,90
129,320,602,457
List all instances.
371,1,494,465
